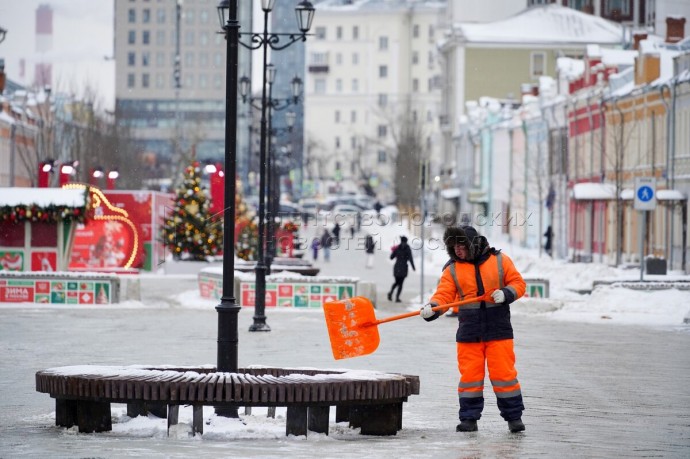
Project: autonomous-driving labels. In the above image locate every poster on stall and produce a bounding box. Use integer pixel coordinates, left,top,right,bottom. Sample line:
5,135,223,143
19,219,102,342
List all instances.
239,281,355,308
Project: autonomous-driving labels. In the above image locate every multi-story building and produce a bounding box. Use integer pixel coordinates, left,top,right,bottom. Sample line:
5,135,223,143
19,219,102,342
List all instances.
113,0,252,186
303,0,446,203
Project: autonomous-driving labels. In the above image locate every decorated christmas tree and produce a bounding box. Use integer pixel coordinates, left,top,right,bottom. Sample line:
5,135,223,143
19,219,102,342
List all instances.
163,161,222,261
234,178,258,261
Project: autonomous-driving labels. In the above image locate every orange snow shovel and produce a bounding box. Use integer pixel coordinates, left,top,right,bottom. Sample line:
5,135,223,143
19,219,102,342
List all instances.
323,294,489,360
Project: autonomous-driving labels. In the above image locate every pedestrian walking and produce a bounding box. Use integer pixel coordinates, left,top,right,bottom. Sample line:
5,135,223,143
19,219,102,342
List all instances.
420,225,527,433
332,223,341,244
364,233,375,269
320,229,332,262
310,237,320,260
387,236,415,302
544,225,553,257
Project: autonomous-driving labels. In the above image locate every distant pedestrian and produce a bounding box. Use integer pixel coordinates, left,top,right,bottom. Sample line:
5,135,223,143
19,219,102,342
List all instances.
320,229,332,262
310,237,320,260
387,236,415,303
349,225,355,239
374,201,383,215
544,225,553,256
332,223,341,244
364,233,376,269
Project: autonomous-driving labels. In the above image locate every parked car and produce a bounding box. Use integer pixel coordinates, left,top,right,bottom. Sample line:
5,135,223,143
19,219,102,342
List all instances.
331,204,361,228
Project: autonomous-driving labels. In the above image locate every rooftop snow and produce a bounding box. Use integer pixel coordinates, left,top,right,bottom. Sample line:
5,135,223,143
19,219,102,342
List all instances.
456,4,624,46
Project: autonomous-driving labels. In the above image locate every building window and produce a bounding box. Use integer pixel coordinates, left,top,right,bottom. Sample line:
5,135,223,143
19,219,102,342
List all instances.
142,73,150,88
315,26,326,39
351,136,356,149
336,26,342,39
156,30,165,45
185,9,195,25
352,79,358,92
314,78,326,94
199,74,208,89
156,52,165,67
378,150,386,163
185,52,194,67
412,111,418,122
143,30,150,45
214,52,222,67
335,110,340,123
377,125,387,138
413,24,419,38
155,73,164,88
335,137,340,149
200,32,209,46
428,25,434,40
379,65,388,78
127,73,135,88
353,26,359,39
142,52,150,67
413,78,419,92
185,30,194,46
352,53,359,65
531,51,546,77
601,0,633,21
379,36,388,50
143,8,151,23
199,53,208,67
200,10,209,23
157,8,166,23
566,0,594,13
214,74,222,89
128,8,136,23
128,52,136,66
336,53,342,65
128,30,136,44
336,79,342,92
412,51,419,65
378,93,387,107
351,110,356,123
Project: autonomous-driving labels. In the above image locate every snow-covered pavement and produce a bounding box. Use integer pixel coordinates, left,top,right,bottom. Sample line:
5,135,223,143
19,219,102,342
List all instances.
1,219,690,457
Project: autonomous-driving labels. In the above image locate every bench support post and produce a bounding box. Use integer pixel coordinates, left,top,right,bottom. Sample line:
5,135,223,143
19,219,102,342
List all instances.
357,402,402,436
76,400,112,433
335,405,349,423
286,406,308,437
166,404,179,435
55,398,78,428
308,406,329,435
192,404,203,436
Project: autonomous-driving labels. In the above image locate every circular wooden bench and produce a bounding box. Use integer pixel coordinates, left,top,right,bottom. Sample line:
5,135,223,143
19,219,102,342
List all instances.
35,365,420,437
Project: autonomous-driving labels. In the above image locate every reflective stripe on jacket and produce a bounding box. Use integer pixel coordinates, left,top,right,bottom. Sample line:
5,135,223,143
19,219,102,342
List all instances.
430,252,525,343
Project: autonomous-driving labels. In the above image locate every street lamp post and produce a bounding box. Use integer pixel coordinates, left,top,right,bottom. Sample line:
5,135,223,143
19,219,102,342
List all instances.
216,0,241,418
237,0,314,333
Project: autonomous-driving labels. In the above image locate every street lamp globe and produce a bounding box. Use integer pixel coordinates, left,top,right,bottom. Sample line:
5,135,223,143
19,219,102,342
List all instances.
291,76,303,103
267,63,277,85
295,1,316,33
239,75,251,101
261,0,276,13
285,111,296,129
216,0,230,28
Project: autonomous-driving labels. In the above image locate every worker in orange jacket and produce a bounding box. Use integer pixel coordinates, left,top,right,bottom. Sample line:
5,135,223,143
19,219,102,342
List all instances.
420,225,526,433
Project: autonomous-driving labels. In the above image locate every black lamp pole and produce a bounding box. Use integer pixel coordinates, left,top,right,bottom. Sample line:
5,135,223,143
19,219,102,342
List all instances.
215,0,240,418
236,0,315,333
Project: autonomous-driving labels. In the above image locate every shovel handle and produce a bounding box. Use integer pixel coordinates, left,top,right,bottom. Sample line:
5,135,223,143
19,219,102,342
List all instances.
373,294,490,326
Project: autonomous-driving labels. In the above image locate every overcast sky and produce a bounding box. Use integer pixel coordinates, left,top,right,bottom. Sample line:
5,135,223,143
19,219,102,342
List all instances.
0,0,116,109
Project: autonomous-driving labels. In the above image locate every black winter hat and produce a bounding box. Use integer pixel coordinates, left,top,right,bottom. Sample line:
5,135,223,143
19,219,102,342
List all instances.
443,226,486,261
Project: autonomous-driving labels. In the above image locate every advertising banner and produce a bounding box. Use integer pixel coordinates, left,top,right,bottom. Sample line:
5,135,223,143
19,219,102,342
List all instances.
0,278,112,304
238,281,355,308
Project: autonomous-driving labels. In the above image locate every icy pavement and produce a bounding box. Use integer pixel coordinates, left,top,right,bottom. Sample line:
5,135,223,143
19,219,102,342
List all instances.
1,300,689,457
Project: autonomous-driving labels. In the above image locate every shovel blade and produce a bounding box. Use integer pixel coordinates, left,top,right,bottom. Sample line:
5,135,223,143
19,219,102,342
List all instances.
323,296,380,360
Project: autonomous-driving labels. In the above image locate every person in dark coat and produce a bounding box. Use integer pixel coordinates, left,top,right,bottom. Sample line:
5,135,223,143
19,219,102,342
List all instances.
387,236,415,302
544,225,553,256
332,223,341,244
364,233,376,268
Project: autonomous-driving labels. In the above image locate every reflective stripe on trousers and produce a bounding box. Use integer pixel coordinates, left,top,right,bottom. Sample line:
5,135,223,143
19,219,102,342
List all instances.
456,339,521,398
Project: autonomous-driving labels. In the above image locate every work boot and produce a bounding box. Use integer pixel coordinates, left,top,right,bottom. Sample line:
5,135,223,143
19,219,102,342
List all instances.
508,419,525,433
395,298,402,303
387,292,393,301
456,419,478,432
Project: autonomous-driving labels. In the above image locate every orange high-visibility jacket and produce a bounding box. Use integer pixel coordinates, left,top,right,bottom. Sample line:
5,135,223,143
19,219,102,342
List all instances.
430,252,525,343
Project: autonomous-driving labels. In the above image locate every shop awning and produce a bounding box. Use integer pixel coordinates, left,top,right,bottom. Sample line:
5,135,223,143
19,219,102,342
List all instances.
572,183,616,200
440,187,462,199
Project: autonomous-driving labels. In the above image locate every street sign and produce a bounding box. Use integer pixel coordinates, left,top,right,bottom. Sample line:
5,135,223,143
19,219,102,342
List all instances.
634,177,656,211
